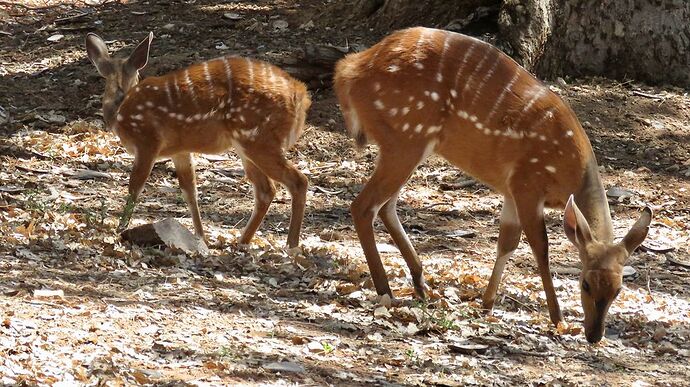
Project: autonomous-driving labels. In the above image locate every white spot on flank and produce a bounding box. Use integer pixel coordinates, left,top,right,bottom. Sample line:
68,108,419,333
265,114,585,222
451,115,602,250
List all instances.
450,89,458,98
389,108,398,116
416,101,424,110
469,115,477,122
402,123,410,131
414,124,424,133
427,125,442,134
387,64,400,72
193,113,202,120
136,104,144,110
475,122,483,129
553,139,559,145
225,113,232,119
401,107,410,116
374,82,381,92
135,86,141,92
457,110,469,119
176,114,185,120
539,135,546,141
530,158,539,163
566,130,574,137
117,114,123,122
414,62,424,70
493,130,501,136
430,92,439,101
374,100,385,110
131,114,143,121
436,73,443,82
168,112,176,118
408,96,415,102
157,106,168,113
145,101,154,108
152,86,159,91
483,128,491,135
545,165,557,173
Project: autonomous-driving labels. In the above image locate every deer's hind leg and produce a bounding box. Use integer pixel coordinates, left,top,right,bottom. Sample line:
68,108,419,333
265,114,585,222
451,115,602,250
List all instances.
351,137,436,297
240,142,307,249
238,157,276,245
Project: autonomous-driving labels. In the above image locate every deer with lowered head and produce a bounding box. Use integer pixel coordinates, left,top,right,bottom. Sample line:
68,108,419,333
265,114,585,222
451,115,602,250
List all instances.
333,27,652,343
85,32,311,248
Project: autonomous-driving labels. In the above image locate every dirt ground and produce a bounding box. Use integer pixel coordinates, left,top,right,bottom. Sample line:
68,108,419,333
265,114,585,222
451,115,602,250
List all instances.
1,1,689,386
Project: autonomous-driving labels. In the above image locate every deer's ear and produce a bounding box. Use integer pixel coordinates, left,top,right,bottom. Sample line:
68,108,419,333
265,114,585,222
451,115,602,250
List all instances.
85,33,113,76
620,206,652,256
564,195,593,250
126,32,153,72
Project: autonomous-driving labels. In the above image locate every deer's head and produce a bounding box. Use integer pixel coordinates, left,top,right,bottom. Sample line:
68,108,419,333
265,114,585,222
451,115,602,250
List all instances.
85,32,153,130
564,195,652,343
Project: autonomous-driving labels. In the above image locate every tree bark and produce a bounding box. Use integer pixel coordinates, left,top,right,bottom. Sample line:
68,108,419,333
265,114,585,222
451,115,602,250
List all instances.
500,0,690,87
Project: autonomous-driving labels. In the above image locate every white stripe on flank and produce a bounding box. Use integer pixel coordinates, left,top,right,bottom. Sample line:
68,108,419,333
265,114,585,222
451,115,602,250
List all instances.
452,41,478,98
203,62,214,97
513,86,548,129
462,48,491,93
522,87,547,114
486,67,521,122
221,57,233,103
469,53,500,108
173,74,182,100
267,63,277,87
245,57,254,88
164,81,174,107
436,32,451,83
183,69,198,105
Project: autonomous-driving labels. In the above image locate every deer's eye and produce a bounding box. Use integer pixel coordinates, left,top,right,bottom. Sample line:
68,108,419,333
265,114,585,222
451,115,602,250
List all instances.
582,280,591,293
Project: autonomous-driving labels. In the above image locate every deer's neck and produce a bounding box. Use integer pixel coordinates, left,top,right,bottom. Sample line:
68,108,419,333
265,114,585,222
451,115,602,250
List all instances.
574,158,613,242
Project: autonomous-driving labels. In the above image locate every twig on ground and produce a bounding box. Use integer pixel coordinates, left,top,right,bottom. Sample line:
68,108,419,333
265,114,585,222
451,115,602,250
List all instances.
632,90,666,100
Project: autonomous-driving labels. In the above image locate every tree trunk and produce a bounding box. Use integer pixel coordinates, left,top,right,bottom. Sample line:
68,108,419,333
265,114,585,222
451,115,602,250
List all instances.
500,0,690,87
322,0,501,34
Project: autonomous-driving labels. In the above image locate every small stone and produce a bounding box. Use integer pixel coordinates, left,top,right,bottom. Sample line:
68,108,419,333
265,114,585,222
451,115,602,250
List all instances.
162,23,175,30
223,12,243,20
652,326,666,341
47,34,64,42
272,20,288,30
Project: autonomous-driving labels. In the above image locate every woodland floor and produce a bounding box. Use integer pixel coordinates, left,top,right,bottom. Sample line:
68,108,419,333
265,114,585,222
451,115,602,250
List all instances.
1,1,689,386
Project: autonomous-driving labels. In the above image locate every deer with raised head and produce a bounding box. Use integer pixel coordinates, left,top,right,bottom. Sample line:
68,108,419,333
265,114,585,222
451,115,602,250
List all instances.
86,32,310,248
334,27,652,343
